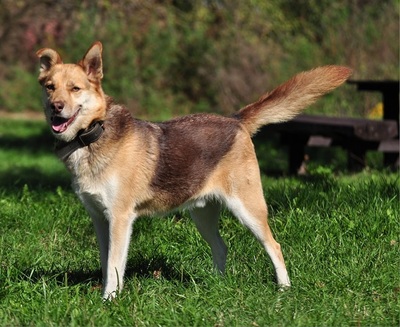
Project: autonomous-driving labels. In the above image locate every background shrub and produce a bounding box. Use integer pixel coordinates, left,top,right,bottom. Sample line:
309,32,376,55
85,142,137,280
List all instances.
0,0,397,119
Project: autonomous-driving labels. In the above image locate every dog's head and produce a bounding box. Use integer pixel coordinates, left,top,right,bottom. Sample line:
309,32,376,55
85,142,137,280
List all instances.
37,42,107,142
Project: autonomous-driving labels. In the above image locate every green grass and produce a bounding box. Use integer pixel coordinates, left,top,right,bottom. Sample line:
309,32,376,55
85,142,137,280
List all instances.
0,118,399,326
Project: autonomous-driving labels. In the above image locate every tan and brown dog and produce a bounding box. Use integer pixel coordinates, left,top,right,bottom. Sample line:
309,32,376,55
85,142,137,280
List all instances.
36,41,351,300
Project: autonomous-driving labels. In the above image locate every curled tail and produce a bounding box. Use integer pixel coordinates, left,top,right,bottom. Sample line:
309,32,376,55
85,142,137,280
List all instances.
233,65,352,136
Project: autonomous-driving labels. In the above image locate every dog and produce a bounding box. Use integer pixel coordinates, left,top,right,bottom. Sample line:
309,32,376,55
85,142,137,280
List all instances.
36,41,351,300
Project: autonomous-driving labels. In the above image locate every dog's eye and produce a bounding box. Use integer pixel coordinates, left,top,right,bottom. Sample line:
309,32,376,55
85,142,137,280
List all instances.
72,86,81,92
46,84,55,91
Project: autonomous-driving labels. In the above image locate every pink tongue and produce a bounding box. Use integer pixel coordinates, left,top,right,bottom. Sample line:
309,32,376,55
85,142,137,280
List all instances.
52,122,68,133
52,117,69,133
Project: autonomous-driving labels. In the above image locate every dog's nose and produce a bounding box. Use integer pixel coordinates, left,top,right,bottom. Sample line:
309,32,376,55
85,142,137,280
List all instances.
51,101,64,113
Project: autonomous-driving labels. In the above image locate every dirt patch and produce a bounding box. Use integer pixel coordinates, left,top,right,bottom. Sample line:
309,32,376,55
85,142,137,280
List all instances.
0,110,44,121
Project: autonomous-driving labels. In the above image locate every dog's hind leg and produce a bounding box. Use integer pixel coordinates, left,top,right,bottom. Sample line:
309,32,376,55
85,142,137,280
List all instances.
224,190,291,288
190,201,228,273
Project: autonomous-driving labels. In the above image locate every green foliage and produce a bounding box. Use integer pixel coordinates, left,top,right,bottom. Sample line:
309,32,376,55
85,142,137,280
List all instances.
0,66,42,112
0,117,399,326
0,0,398,119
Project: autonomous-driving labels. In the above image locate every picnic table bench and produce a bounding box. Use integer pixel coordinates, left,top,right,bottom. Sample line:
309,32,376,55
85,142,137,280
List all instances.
257,80,399,174
258,114,398,174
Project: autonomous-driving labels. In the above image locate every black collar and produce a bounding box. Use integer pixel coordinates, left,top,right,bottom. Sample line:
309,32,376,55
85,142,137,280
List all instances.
55,121,104,161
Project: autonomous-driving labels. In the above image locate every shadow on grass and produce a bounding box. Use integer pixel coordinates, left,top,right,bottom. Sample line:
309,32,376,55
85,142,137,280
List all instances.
0,166,71,191
19,255,193,290
0,123,54,154
0,124,71,191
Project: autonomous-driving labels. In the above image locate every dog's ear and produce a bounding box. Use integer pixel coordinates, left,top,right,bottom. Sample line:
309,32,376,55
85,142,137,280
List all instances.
36,48,63,81
81,41,103,81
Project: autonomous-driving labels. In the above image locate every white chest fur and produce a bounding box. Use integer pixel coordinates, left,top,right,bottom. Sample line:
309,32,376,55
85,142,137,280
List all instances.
68,148,120,219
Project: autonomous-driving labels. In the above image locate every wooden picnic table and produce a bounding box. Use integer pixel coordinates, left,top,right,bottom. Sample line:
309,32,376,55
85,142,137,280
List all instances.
347,80,399,124
257,80,399,174
347,80,399,166
259,114,398,174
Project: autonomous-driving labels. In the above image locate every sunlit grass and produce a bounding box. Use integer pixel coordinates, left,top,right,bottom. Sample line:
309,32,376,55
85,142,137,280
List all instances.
0,119,398,326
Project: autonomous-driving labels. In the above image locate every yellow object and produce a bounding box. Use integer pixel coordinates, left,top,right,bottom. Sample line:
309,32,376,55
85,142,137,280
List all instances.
368,102,383,119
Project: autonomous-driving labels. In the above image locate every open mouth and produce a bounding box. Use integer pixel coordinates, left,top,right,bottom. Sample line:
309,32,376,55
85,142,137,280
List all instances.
51,110,80,133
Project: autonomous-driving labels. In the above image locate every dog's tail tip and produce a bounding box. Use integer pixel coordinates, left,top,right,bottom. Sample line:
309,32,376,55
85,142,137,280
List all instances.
318,65,353,84
323,64,353,75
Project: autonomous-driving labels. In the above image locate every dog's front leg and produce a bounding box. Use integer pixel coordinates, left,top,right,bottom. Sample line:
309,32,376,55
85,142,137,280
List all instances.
90,212,110,286
80,198,111,296
102,211,136,300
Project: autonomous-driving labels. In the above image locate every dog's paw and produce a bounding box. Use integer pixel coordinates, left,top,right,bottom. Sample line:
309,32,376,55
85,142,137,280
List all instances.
276,268,291,289
278,283,291,292
102,290,118,302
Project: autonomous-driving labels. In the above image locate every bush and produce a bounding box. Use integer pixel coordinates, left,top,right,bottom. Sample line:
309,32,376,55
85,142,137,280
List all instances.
0,0,398,119
0,66,42,112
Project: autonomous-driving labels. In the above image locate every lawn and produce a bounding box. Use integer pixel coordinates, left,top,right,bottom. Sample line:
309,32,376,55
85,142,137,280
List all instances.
0,118,398,326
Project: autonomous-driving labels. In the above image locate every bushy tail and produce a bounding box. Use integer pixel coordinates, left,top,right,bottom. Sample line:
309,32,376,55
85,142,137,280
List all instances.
233,65,352,136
